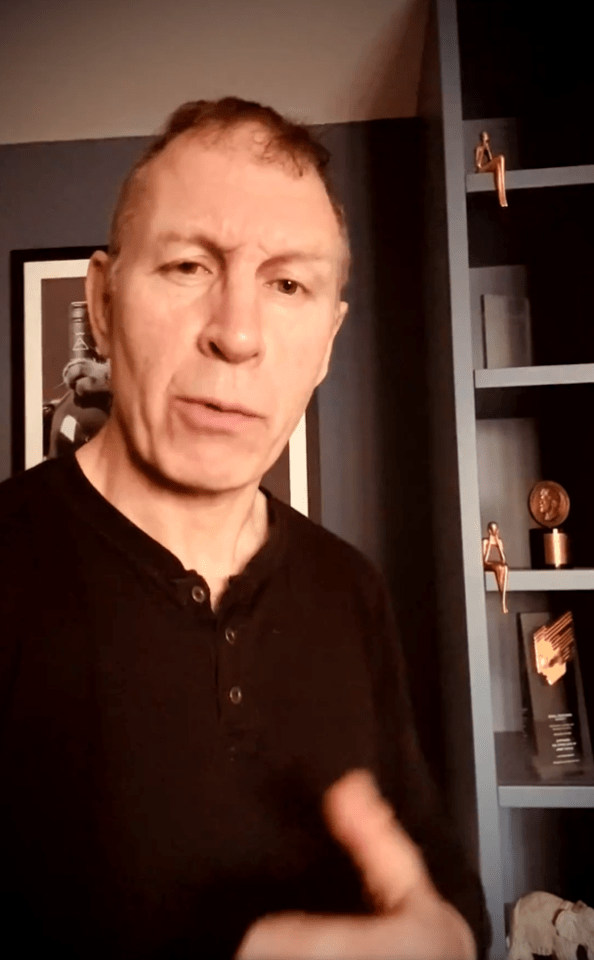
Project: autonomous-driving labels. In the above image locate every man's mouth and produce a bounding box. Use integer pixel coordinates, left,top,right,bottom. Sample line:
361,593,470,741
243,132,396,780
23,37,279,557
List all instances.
173,396,263,433
184,396,262,418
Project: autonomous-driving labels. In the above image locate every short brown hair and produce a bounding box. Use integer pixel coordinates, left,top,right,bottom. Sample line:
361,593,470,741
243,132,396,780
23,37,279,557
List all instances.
108,97,350,281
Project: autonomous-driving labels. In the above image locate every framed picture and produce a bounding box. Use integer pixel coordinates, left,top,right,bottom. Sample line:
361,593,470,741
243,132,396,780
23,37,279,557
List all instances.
10,246,320,520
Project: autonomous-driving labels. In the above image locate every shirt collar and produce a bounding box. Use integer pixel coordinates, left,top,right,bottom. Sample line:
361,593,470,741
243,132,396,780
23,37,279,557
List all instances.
49,452,287,610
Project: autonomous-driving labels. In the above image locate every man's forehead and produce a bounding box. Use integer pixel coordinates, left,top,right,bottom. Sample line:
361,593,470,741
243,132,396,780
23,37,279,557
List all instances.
123,124,348,277
154,228,338,268
143,141,340,247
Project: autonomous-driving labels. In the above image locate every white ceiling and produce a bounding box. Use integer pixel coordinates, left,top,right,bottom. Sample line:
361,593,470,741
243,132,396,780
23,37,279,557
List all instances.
0,0,429,144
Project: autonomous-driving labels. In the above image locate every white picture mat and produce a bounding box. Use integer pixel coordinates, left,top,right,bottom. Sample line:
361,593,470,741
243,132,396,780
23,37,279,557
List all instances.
22,257,310,516
289,412,308,516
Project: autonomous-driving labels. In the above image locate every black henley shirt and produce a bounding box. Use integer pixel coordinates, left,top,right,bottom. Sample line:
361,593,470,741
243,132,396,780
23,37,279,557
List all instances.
0,454,489,959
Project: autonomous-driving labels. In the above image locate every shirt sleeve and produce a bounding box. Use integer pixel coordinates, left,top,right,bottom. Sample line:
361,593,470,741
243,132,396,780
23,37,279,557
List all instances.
363,563,492,959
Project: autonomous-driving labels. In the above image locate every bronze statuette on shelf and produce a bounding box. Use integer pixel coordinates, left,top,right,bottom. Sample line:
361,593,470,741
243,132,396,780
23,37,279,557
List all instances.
482,521,509,613
528,481,571,568
474,131,508,208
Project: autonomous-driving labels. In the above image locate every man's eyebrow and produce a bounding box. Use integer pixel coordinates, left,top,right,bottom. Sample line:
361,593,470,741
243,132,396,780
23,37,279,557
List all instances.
155,232,333,269
155,231,228,261
263,251,332,267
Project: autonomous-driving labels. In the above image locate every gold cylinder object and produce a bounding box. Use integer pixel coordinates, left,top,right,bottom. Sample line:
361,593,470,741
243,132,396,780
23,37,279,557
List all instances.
543,528,570,569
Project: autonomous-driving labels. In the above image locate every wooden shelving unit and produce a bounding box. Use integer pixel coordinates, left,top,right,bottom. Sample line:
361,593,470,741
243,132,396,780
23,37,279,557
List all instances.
419,2,594,955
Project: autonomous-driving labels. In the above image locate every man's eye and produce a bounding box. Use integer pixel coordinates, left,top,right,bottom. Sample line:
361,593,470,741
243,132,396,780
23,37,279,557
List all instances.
175,261,207,275
163,261,209,277
274,279,302,296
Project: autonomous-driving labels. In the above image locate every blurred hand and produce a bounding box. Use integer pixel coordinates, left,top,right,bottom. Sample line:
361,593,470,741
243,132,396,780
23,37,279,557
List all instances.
235,769,476,960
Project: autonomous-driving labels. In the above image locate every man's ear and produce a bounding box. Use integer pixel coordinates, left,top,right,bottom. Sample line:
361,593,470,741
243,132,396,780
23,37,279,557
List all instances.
315,300,348,388
85,250,113,359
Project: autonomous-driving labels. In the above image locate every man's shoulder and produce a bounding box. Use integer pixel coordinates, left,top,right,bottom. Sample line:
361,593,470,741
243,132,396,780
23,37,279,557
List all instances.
273,496,382,598
0,459,66,536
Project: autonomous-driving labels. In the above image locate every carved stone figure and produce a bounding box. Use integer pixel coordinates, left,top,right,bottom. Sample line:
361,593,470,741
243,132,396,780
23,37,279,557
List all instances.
508,890,594,960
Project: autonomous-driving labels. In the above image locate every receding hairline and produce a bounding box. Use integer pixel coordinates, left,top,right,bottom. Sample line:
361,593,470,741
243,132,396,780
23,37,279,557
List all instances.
108,115,351,286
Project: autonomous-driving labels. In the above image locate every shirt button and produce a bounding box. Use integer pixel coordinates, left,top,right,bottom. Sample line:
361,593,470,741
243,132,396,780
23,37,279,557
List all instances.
229,686,242,705
191,584,207,604
225,627,237,645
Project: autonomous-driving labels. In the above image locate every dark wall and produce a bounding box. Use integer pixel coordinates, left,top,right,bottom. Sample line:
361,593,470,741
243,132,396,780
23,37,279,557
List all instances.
0,119,443,784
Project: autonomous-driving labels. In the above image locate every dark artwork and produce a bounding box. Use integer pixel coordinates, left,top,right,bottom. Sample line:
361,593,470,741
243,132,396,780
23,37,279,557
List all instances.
41,283,111,460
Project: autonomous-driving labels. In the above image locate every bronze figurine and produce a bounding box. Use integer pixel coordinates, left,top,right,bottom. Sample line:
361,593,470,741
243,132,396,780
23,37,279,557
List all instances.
474,131,508,208
482,521,509,613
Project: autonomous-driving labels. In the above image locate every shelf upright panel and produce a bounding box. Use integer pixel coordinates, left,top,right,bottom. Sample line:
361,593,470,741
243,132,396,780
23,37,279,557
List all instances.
430,1,505,954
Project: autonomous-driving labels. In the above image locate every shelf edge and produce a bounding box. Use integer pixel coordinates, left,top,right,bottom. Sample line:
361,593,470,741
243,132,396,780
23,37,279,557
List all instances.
467,165,594,193
475,364,594,389
499,784,594,808
485,570,594,592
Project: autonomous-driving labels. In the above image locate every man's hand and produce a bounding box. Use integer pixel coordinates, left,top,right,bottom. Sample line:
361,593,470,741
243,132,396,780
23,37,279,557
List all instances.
235,769,476,960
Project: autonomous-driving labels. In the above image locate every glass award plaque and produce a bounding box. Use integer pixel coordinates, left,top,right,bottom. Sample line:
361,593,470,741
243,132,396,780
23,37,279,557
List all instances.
518,611,593,779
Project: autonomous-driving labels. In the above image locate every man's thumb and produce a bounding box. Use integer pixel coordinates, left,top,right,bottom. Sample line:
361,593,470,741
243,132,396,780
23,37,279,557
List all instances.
322,769,430,913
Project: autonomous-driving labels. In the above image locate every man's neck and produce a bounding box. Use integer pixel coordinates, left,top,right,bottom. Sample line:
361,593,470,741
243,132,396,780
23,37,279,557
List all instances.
75,427,269,608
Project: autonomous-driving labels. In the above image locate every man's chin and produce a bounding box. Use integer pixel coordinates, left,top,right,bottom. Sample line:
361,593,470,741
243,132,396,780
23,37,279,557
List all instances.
132,447,260,497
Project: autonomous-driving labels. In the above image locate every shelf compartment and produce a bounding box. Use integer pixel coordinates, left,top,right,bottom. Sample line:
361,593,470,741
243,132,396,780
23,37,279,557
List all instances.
496,732,594,808
475,364,594,389
475,381,594,419
485,569,594,592
467,165,594,194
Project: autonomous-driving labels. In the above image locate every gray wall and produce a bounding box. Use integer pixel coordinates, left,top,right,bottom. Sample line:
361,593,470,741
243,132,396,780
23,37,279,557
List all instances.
0,119,443,783
0,0,429,143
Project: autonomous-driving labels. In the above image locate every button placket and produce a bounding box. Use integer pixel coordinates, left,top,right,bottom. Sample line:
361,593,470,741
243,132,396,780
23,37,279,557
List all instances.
219,620,251,728
223,627,241,705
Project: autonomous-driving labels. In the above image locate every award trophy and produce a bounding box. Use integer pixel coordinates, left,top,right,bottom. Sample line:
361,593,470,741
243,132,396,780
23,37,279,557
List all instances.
528,481,571,568
518,610,593,779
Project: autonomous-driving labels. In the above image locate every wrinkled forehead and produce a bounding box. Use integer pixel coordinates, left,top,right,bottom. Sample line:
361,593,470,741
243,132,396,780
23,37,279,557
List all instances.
133,127,345,255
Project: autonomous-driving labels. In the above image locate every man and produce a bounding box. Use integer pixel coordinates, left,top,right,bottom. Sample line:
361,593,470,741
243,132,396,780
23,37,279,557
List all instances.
0,98,488,958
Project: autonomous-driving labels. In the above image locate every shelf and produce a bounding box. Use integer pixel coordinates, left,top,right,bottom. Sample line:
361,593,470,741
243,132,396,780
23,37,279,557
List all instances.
496,733,594,808
485,569,594,592
475,364,594,389
466,165,594,194
499,784,594,807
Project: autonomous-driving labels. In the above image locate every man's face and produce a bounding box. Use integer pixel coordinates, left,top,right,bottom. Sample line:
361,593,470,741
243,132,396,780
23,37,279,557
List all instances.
90,125,347,492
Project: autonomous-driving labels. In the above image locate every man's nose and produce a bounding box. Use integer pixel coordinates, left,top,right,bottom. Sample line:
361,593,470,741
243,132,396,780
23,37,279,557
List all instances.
198,275,263,364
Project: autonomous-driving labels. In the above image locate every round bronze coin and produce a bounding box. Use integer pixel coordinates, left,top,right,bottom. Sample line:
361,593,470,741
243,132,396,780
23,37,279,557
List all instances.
528,481,570,529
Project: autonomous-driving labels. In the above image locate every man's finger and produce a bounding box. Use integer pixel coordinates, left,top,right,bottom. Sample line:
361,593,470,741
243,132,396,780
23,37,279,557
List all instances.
322,769,430,913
